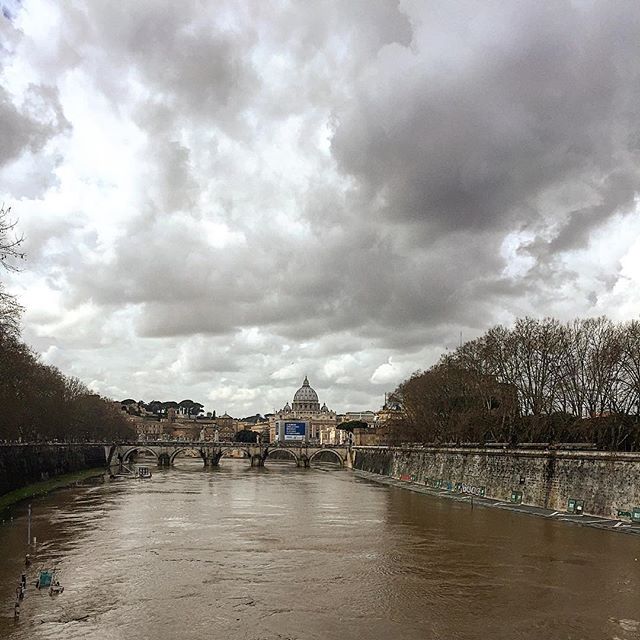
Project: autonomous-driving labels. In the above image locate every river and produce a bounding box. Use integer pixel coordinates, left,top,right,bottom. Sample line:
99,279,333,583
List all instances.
1,459,639,639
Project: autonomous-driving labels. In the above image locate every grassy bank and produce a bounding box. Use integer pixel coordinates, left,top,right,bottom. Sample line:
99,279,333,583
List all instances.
0,467,106,513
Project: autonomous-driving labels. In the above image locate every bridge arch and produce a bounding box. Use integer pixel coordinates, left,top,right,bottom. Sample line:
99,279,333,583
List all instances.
265,448,299,465
308,449,344,467
121,446,159,464
220,447,251,460
169,447,205,465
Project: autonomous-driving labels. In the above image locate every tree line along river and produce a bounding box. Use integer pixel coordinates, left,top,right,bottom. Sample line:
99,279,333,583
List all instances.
0,458,639,640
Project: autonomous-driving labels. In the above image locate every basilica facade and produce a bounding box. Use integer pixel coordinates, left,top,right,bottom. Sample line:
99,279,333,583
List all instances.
269,376,344,444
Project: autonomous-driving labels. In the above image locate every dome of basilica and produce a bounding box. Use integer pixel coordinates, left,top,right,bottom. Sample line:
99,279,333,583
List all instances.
293,376,319,404
275,375,335,425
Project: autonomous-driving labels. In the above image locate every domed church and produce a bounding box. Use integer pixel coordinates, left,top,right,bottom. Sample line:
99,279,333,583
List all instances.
292,376,320,412
270,376,339,443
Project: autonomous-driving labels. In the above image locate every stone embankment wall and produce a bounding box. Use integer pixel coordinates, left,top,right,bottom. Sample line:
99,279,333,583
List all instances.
353,446,640,518
0,444,106,495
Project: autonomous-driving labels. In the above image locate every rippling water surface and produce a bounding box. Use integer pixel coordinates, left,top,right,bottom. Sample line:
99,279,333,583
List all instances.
1,459,639,639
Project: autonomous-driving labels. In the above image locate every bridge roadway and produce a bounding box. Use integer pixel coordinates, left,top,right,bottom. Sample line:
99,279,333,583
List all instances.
105,440,354,469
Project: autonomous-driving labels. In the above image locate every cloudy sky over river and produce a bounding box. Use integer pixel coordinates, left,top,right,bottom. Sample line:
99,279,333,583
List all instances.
2,1,640,415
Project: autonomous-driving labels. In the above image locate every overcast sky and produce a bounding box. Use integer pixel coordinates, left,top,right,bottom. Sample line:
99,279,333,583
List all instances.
2,1,640,416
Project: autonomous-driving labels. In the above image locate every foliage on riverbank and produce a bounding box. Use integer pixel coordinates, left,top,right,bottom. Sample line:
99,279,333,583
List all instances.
0,330,134,441
0,467,106,514
389,317,640,450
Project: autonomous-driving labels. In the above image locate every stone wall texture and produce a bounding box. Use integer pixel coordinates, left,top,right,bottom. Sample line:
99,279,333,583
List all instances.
0,444,106,496
353,446,640,518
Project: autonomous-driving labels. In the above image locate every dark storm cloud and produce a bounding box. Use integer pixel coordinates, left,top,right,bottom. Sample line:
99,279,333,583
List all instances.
0,84,69,168
70,0,260,136
331,1,640,249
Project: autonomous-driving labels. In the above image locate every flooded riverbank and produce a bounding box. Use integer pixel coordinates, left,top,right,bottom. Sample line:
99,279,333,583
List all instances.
353,469,640,537
1,459,639,639
0,468,106,514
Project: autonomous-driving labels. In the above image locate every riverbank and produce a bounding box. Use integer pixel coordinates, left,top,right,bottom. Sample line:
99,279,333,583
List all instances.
353,468,640,537
0,443,106,495
0,467,106,515
352,445,640,519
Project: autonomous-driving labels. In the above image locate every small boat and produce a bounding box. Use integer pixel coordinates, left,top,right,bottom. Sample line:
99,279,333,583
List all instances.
35,568,54,589
35,568,64,594
137,466,152,479
49,579,64,596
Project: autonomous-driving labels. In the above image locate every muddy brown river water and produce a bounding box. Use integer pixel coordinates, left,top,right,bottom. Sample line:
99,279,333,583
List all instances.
0,459,639,639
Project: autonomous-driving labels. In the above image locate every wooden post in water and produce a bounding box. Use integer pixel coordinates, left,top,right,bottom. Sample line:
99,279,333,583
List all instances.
27,504,31,546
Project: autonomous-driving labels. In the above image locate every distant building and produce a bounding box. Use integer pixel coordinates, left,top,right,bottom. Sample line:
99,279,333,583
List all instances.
118,397,214,440
214,412,236,435
352,427,384,445
177,400,205,418
238,415,271,442
337,411,376,428
269,377,342,444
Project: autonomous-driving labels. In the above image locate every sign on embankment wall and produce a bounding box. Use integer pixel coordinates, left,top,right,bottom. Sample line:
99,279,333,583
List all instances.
353,446,640,519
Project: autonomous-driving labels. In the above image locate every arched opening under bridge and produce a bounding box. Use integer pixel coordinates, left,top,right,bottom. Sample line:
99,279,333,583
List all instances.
219,447,251,463
308,449,344,468
265,448,299,465
170,447,205,468
121,447,159,465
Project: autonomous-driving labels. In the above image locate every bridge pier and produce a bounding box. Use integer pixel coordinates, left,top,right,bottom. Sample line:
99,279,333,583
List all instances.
157,453,170,467
345,448,354,469
250,454,264,467
203,450,223,467
105,445,117,468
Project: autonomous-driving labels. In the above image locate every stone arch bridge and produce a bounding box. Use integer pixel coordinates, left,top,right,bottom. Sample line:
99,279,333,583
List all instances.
105,441,353,469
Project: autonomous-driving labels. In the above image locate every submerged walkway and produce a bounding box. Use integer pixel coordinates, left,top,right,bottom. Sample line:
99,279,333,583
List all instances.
353,469,640,537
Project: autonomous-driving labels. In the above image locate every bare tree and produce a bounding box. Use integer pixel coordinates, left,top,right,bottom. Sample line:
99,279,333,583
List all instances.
0,285,22,336
559,318,622,418
467,318,568,421
0,205,24,335
0,204,25,268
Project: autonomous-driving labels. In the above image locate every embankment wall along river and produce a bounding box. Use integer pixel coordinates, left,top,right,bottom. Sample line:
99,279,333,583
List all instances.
0,444,105,495
353,446,640,518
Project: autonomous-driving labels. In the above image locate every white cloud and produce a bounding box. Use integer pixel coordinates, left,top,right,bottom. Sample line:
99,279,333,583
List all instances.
371,359,402,386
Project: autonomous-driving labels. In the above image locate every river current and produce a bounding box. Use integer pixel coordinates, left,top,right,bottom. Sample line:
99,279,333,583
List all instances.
1,459,639,640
